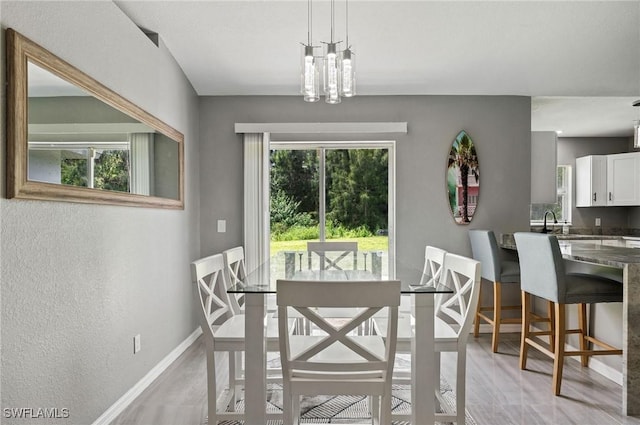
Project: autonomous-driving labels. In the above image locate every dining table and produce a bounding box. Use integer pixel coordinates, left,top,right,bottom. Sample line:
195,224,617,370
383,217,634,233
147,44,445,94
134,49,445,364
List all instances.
228,250,453,425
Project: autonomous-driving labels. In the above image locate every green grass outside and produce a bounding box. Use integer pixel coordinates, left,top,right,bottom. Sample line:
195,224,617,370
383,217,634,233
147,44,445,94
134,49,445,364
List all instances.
270,236,388,255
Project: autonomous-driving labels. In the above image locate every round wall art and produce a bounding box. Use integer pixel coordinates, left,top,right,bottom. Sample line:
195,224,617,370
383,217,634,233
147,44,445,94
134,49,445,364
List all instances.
447,130,479,224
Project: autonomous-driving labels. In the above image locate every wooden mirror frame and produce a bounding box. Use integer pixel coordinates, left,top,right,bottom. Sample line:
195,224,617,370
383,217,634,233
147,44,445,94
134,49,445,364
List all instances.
6,28,185,209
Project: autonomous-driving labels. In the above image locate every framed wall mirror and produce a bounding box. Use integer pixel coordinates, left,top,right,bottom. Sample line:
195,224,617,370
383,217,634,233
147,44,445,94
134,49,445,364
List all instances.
6,29,184,209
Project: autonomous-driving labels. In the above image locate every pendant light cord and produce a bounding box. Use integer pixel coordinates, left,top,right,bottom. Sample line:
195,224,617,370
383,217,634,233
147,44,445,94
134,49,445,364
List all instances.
308,0,312,45
345,0,349,48
330,0,335,42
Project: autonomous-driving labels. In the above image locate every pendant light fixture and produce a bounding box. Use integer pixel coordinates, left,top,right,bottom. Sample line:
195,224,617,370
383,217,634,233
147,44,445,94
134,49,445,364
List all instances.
301,0,319,102
340,0,355,97
300,0,355,103
323,0,341,104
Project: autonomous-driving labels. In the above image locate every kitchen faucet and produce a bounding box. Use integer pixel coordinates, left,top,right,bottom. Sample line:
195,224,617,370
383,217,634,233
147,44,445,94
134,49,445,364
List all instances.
541,210,558,233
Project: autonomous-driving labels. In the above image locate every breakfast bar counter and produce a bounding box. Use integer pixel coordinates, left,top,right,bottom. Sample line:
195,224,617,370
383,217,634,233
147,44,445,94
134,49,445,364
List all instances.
501,234,640,415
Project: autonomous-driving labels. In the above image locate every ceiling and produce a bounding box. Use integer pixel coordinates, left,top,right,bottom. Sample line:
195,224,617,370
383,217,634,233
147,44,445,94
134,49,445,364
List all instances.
114,1,640,138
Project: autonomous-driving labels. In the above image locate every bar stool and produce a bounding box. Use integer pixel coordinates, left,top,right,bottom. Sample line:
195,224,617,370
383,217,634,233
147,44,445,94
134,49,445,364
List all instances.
514,232,623,395
469,230,521,352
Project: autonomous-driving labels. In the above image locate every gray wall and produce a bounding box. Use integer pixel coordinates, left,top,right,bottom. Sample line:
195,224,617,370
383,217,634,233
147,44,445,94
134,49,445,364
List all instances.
0,2,200,424
199,95,532,270
558,136,631,230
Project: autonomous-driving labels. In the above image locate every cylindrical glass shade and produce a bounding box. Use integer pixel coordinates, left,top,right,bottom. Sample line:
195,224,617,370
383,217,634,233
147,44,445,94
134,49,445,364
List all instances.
339,48,355,97
301,44,319,102
323,42,341,104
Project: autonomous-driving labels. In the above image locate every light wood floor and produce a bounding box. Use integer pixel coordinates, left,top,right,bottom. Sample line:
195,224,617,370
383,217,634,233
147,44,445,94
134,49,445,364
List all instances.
111,333,640,425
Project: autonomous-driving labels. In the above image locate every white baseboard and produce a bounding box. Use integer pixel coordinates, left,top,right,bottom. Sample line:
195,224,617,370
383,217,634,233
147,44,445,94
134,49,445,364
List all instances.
92,327,203,425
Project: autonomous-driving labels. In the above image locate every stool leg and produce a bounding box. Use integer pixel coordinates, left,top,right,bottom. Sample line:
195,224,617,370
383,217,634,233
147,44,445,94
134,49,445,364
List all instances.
474,281,484,337
492,281,502,353
553,303,566,396
578,303,589,367
520,291,530,370
547,300,555,349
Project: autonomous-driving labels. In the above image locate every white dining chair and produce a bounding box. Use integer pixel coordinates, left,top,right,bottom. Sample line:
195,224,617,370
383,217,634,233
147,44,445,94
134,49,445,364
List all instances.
276,279,400,425
191,253,284,424
373,251,481,424
224,245,281,316
432,252,482,424
374,245,447,379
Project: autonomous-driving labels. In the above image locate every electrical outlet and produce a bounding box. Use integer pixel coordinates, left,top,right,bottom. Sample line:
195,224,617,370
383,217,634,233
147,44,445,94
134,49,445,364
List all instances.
217,219,226,233
595,217,601,227
134,334,141,354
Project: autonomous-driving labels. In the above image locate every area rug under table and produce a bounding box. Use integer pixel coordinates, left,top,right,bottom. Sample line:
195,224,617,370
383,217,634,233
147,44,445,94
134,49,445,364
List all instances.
206,379,477,425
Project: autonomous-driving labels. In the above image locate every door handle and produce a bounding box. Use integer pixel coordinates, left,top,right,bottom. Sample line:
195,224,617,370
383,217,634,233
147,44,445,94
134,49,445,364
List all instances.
609,192,612,201
593,193,597,202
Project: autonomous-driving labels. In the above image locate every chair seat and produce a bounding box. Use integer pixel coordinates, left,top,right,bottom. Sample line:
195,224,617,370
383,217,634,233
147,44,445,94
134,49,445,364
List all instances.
214,314,281,342
564,273,623,304
500,260,520,283
373,315,458,342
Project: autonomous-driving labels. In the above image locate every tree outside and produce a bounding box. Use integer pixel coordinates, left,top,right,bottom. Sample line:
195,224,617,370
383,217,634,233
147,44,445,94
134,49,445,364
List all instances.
61,149,129,192
270,148,389,254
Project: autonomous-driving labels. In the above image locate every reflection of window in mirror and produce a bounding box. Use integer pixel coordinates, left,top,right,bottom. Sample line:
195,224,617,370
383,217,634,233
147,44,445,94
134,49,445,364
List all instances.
27,61,170,197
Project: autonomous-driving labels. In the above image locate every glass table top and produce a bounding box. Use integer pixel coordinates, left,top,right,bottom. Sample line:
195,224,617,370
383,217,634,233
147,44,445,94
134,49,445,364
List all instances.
228,250,454,295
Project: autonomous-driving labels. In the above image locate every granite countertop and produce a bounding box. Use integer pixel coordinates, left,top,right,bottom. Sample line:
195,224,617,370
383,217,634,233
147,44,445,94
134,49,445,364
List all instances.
501,233,640,268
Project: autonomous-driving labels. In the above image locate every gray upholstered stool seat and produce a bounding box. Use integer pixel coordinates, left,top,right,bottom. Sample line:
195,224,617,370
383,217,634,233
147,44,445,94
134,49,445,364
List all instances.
514,232,622,396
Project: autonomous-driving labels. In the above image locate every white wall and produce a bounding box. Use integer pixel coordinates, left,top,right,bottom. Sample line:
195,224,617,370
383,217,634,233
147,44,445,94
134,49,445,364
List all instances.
0,2,200,424
198,95,532,269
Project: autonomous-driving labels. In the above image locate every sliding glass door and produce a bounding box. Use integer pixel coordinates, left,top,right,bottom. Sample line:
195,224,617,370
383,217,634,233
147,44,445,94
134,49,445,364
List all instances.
269,141,395,277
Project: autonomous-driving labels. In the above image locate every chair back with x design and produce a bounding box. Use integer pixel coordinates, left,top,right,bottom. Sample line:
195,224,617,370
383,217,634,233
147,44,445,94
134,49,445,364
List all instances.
223,246,247,314
307,241,358,271
191,253,236,348
276,279,400,424
436,253,482,339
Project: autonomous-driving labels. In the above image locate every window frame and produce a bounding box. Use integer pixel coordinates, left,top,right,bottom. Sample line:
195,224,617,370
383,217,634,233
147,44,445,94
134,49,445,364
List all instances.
530,164,572,225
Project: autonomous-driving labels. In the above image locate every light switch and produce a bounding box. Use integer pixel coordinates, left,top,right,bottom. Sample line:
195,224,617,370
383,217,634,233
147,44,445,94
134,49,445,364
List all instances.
217,219,226,233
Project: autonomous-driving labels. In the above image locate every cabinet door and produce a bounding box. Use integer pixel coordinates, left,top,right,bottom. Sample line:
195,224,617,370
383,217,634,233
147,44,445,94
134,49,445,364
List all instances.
607,152,640,206
576,155,607,207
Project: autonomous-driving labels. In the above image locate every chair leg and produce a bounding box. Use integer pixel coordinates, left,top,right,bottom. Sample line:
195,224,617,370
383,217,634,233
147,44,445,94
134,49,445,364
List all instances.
380,385,392,425
456,349,467,425
228,351,236,411
520,291,530,370
474,281,484,337
553,303,566,396
282,382,294,425
371,395,380,425
547,300,555,348
492,281,502,353
206,351,218,425
578,303,589,367
434,351,442,412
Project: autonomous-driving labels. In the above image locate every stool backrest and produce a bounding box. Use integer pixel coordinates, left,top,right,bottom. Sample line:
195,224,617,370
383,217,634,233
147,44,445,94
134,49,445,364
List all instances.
469,229,501,281
513,232,565,303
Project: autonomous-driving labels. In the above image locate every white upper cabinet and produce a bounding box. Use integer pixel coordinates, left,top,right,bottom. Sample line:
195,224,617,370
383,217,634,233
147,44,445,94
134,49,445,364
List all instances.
607,152,640,206
576,155,607,207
